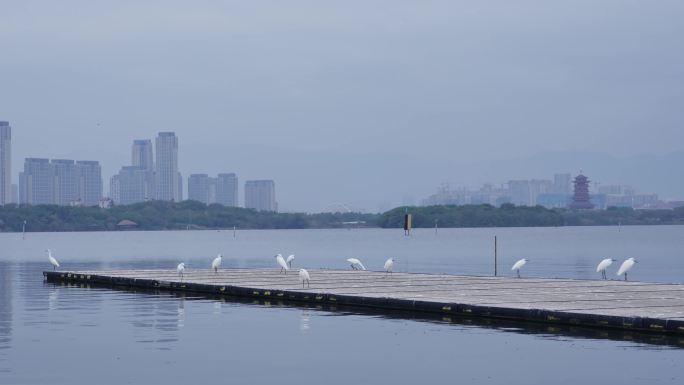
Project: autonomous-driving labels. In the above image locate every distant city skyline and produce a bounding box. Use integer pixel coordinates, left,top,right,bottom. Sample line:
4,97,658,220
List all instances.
424,171,673,210
1,117,681,212
109,133,251,208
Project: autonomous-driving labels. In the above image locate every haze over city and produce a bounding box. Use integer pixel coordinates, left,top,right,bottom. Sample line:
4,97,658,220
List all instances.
2,3,684,384
1,1,683,212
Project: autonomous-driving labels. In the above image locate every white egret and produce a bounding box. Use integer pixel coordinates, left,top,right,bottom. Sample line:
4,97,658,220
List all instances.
596,258,616,280
346,258,366,271
299,268,310,288
617,258,637,281
177,263,185,280
275,254,289,274
511,258,528,278
286,254,295,268
46,249,60,271
384,258,394,275
212,254,222,273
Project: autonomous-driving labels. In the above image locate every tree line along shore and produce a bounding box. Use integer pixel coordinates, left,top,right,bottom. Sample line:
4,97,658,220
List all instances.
0,201,683,232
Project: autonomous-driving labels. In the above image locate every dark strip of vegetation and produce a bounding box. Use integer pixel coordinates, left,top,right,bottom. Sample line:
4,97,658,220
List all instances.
1,202,683,232
379,204,684,228
0,201,378,232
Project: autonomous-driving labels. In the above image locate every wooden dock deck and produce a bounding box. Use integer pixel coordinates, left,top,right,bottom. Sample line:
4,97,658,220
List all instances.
44,268,684,335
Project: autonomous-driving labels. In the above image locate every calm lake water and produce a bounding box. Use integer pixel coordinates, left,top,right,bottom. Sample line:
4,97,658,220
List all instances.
1,226,683,384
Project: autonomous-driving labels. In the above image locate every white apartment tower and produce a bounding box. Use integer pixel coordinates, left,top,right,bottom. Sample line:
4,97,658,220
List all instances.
109,174,121,204
553,173,572,194
245,180,277,212
155,132,180,201
19,158,52,205
188,174,212,204
117,166,151,204
217,173,238,207
132,140,154,171
76,161,103,206
0,121,10,205
131,139,155,199
51,159,79,205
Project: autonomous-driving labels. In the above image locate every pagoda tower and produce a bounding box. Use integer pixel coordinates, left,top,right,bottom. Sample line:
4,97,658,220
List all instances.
569,173,594,209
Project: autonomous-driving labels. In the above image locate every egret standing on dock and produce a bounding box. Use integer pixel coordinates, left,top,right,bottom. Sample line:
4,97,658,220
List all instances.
299,268,310,288
384,258,394,275
275,254,289,274
46,249,60,271
347,258,366,271
212,254,222,273
596,258,616,279
177,263,185,280
286,254,295,268
617,258,637,281
511,258,528,278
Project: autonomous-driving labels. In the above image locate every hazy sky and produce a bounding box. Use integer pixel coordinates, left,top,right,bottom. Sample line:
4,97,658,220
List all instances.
1,1,683,211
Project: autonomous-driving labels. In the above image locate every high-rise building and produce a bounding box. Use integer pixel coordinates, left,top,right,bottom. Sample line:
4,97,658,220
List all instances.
19,158,52,205
109,174,121,204
131,140,154,171
177,172,183,202
155,132,180,201
508,180,531,206
110,138,158,205
528,179,553,206
188,174,212,204
208,177,216,204
553,173,572,194
10,183,17,204
117,167,144,205
51,159,79,205
0,121,10,205
598,184,635,196
216,173,238,207
131,139,156,199
245,180,277,212
76,161,102,206
115,166,156,205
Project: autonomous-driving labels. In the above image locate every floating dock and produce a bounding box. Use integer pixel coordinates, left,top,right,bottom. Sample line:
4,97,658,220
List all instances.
44,268,684,335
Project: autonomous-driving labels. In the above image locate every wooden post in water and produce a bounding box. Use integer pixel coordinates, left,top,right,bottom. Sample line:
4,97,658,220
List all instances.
233,226,236,238
494,235,498,277
404,213,412,236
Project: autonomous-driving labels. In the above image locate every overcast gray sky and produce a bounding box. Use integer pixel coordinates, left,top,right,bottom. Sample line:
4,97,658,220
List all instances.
1,0,683,211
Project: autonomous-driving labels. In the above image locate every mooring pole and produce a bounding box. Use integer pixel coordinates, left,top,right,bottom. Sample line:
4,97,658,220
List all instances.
403,211,412,236
494,235,498,277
